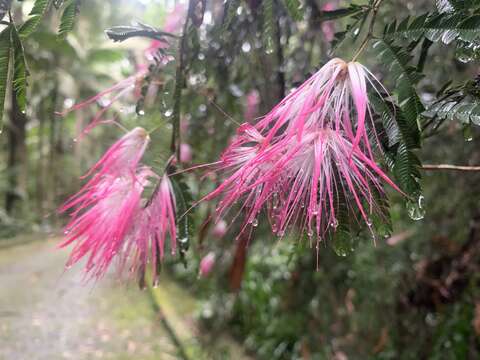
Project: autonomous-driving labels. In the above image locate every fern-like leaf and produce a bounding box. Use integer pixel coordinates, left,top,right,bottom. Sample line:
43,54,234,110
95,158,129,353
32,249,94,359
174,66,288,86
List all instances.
387,12,480,45
221,0,239,33
19,0,52,38
11,27,28,112
373,39,424,148
0,25,11,123
262,0,275,50
370,94,422,196
58,0,81,39
281,0,303,21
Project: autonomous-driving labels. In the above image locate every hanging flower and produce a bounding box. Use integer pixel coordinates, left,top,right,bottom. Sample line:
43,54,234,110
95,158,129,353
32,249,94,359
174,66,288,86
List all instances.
198,252,216,277
212,219,227,238
60,167,153,280
180,143,193,163
206,58,402,241
127,175,177,283
60,128,179,282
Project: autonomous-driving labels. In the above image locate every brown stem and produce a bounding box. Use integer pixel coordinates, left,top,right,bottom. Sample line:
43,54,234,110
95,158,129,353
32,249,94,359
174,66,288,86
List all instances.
422,164,480,172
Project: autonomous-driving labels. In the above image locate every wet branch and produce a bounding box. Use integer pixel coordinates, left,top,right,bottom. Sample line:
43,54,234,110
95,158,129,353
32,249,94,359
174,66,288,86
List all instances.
422,164,480,172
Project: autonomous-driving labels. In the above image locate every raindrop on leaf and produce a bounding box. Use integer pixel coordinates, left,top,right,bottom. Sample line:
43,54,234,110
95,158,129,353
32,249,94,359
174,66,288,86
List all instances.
407,195,426,221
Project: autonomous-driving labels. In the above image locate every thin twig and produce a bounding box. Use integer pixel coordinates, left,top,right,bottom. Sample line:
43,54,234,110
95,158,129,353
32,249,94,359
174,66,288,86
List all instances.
351,0,383,62
422,164,480,172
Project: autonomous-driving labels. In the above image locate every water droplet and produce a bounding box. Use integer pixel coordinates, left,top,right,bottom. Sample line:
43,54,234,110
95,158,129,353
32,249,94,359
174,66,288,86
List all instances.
277,230,285,237
463,124,473,142
251,218,258,227
138,109,145,116
72,138,78,143
407,195,426,221
366,218,373,227
330,218,339,228
307,229,313,237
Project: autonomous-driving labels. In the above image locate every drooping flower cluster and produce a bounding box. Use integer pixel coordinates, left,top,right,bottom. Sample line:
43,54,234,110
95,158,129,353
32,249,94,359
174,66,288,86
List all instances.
60,127,177,282
206,58,402,241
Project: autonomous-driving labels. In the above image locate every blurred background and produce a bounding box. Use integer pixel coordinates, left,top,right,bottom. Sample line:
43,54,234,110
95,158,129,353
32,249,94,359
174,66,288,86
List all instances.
1,0,480,359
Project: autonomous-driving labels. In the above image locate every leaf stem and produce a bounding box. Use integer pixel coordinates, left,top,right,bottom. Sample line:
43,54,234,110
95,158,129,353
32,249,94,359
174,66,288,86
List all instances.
351,0,383,62
422,164,480,172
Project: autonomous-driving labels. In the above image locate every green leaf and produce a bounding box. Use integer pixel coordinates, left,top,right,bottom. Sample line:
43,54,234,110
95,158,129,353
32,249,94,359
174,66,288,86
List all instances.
0,25,11,124
320,5,364,21
221,0,239,33
105,23,177,43
262,0,275,50
393,142,421,197
370,94,422,197
19,0,51,38
58,0,81,39
171,176,194,266
387,12,480,45
281,0,303,21
11,27,28,112
373,39,424,147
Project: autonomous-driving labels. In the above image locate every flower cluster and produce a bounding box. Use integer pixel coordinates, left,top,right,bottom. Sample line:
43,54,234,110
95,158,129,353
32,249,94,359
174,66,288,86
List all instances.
206,58,402,242
59,127,177,283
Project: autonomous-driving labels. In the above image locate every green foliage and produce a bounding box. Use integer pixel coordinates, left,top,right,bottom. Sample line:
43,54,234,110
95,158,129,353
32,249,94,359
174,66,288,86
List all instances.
19,0,52,38
321,4,365,21
371,95,422,197
0,25,11,123
11,27,28,112
171,176,194,266
262,0,275,50
386,12,480,44
424,79,480,126
58,0,81,39
221,0,239,33
330,5,370,51
281,0,303,21
373,39,424,145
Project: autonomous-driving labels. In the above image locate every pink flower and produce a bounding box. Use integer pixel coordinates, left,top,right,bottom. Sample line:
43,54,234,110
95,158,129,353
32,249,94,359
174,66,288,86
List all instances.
56,71,148,137
61,127,150,213
245,89,260,121
199,252,216,277
127,175,177,283
206,58,402,241
321,2,336,42
180,143,192,163
212,219,227,238
60,127,179,283
60,167,152,280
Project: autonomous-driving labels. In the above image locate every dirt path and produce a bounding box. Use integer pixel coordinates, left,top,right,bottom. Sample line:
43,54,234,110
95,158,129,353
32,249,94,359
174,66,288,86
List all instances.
0,238,178,360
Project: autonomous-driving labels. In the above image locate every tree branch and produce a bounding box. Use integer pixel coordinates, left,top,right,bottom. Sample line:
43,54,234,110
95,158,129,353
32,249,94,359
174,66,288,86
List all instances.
422,164,480,172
